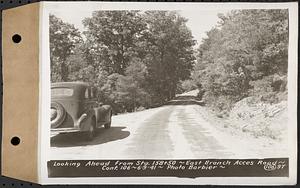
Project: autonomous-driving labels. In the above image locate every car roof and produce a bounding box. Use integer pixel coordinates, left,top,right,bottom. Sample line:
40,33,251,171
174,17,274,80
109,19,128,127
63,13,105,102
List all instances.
51,82,91,88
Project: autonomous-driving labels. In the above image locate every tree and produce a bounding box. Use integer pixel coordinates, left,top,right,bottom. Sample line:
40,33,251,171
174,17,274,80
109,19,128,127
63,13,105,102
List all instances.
82,11,146,75
116,58,150,112
142,11,196,103
81,10,196,109
50,14,82,82
192,9,288,111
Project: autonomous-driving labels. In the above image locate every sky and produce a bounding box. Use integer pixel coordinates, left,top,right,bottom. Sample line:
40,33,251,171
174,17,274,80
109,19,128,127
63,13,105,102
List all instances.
52,10,224,46
49,2,230,46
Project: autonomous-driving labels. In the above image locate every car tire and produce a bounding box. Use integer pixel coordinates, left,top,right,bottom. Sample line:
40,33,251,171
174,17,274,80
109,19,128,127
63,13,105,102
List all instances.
51,102,66,128
104,111,112,129
86,117,96,141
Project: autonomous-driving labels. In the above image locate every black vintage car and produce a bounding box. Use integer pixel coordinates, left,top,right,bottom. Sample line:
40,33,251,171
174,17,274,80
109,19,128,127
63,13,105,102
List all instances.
51,82,112,140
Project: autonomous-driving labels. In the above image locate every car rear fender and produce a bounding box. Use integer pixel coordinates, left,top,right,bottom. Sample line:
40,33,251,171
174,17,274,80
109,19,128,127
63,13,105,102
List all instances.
78,112,96,132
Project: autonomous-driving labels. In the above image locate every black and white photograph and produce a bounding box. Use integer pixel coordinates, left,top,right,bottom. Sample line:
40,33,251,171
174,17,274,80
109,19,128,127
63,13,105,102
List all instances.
40,1,298,185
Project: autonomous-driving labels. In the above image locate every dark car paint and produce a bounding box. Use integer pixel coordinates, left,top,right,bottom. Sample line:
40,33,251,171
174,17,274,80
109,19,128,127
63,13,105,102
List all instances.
51,82,112,134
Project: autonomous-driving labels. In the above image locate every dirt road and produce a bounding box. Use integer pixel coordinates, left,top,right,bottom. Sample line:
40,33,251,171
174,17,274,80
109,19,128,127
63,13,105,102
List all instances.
50,92,287,159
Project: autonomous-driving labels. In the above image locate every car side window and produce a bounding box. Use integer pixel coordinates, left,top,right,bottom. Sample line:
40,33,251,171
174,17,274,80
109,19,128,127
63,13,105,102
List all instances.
91,88,94,98
85,88,89,99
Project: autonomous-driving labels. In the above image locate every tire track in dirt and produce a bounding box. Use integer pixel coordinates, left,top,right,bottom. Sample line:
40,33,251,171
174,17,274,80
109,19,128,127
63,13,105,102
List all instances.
124,107,174,158
175,105,233,158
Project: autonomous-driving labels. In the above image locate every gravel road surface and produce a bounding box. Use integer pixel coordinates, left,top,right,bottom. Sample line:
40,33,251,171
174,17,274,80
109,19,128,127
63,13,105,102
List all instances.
50,93,287,159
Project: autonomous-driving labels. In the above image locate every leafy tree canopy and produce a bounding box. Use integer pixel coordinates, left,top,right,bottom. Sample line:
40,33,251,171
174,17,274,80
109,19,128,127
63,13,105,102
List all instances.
192,9,288,111
50,14,82,82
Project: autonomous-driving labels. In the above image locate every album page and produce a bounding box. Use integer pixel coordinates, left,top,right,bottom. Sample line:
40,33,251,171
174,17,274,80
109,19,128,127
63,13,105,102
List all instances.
36,1,298,185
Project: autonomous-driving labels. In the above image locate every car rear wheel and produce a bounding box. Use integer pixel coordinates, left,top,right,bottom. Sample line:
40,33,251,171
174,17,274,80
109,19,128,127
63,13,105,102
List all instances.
86,117,96,140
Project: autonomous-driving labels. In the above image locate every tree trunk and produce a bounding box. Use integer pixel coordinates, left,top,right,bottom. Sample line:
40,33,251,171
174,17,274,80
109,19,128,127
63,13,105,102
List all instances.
61,60,68,82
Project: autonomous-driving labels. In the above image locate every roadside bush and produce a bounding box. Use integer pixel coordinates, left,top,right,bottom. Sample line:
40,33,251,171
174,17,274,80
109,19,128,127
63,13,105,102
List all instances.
203,92,236,117
180,79,197,92
249,75,287,104
271,74,287,92
196,88,205,100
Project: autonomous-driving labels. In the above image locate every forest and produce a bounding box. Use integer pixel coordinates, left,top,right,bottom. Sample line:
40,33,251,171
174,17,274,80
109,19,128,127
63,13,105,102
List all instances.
50,9,288,115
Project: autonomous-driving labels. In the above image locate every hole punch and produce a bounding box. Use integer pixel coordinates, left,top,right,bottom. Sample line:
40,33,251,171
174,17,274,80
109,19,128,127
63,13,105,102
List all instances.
12,34,22,43
11,136,20,146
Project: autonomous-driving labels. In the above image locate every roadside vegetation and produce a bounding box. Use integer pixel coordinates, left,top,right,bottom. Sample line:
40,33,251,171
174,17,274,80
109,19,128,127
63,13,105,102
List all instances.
50,11,195,113
50,9,289,140
191,9,288,140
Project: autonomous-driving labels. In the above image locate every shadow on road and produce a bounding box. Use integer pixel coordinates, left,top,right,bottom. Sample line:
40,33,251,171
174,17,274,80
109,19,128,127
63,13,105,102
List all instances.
51,126,130,147
165,96,205,106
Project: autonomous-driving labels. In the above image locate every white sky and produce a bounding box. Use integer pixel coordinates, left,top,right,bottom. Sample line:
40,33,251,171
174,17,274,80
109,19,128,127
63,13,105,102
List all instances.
47,2,235,47
46,1,293,47
52,9,225,46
